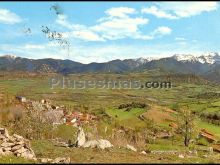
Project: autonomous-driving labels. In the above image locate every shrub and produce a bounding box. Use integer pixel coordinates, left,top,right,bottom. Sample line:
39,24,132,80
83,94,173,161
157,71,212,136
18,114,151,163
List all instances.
170,103,179,111
197,137,209,146
118,102,148,111
0,105,24,124
53,124,77,142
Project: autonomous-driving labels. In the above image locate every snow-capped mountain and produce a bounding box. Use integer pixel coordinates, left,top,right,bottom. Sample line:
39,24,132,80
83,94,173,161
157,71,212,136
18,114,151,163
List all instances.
3,55,17,60
171,52,220,64
134,57,161,65
172,54,198,62
132,52,220,65
199,52,220,64
0,52,220,82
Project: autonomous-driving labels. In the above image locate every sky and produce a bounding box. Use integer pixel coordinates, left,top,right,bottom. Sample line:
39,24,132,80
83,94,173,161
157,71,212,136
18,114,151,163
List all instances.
0,1,220,64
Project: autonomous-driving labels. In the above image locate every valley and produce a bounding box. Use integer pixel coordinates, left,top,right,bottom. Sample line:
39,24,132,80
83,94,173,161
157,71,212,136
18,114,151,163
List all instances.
0,71,219,163
1,1,220,163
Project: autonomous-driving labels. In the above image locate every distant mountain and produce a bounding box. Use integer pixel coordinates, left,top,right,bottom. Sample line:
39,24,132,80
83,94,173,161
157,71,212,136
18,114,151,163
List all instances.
172,52,220,64
137,54,219,74
0,53,220,82
0,55,83,73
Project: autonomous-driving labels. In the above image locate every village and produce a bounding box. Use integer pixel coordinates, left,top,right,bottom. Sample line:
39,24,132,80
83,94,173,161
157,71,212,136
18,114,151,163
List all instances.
0,84,219,164
15,95,97,128
14,96,220,152
2,96,217,161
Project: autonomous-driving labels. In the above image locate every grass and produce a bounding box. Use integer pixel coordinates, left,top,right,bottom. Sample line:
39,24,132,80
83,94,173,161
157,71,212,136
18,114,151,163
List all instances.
31,140,71,159
147,139,186,151
212,101,220,107
105,108,147,129
0,155,35,164
105,108,146,121
0,72,220,163
52,124,78,142
205,107,220,113
30,139,220,164
197,120,220,138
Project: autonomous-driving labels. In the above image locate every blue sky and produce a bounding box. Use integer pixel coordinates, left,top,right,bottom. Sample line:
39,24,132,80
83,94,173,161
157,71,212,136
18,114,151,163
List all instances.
0,1,220,63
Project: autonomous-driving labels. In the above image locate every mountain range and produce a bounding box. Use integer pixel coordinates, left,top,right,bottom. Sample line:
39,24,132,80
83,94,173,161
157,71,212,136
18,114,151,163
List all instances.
0,52,220,82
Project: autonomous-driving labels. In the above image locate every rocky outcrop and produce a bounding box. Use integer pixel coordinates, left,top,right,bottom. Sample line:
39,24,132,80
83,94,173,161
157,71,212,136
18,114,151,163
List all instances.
83,139,113,150
27,99,65,113
140,151,147,155
126,144,137,152
0,128,72,163
0,128,36,160
25,100,65,125
38,157,71,164
76,127,86,147
42,110,64,124
75,127,113,150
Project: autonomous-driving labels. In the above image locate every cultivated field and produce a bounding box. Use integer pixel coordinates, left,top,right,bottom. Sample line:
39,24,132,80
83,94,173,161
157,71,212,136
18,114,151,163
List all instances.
0,72,220,163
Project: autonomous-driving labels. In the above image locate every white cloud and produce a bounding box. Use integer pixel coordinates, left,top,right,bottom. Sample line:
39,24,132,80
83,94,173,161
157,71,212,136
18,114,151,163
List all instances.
153,26,172,35
105,7,136,18
141,6,177,19
0,8,22,24
91,16,149,40
55,14,71,29
55,14,81,30
134,26,172,40
55,7,172,41
91,7,151,40
66,30,105,41
56,14,105,41
142,2,218,19
0,43,67,60
23,44,45,49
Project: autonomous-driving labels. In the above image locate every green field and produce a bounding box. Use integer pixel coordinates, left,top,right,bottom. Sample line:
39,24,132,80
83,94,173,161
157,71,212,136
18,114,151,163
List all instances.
0,72,220,163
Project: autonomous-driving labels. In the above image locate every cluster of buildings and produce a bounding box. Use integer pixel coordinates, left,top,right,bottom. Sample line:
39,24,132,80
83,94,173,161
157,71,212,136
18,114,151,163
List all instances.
64,111,97,127
15,95,97,127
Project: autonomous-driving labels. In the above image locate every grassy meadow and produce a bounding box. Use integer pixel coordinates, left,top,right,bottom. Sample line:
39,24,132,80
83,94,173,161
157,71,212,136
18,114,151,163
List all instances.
0,71,220,163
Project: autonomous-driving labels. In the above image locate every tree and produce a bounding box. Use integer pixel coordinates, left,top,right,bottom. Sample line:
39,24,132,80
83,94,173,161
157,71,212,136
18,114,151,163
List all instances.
177,107,195,147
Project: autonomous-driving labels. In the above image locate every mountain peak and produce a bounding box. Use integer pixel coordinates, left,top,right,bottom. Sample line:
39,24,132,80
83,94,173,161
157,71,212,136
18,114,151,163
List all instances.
172,54,197,62
171,52,220,64
134,57,159,64
3,55,17,59
203,52,219,57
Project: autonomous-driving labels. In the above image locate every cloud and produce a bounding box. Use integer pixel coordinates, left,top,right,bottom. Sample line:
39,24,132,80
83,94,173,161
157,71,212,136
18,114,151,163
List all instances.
142,2,218,19
23,44,45,49
55,14,81,30
0,43,67,60
105,7,136,18
56,7,149,41
0,8,22,24
141,6,177,19
55,7,171,41
136,26,172,40
56,14,105,41
91,16,149,40
153,26,172,35
1,40,202,64
64,30,105,41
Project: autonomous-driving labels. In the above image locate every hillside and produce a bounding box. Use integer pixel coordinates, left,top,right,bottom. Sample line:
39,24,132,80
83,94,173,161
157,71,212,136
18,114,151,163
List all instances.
0,72,220,163
0,53,219,83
